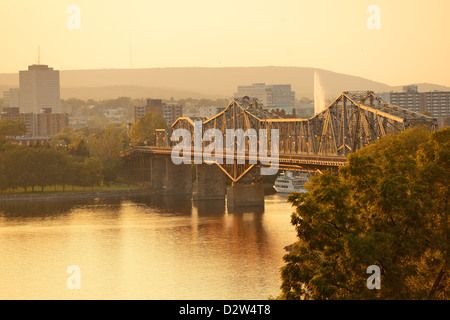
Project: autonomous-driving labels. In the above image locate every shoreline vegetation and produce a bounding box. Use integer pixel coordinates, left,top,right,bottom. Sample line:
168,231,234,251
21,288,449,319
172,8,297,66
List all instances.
0,181,281,202
0,183,151,202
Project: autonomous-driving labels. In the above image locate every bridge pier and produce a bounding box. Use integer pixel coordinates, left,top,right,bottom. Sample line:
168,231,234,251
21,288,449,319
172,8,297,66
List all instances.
151,157,166,191
165,161,193,194
127,156,140,181
140,155,152,183
193,164,227,200
227,168,264,208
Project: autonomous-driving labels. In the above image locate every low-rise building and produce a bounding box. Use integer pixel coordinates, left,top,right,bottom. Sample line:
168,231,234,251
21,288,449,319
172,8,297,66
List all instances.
0,108,68,137
5,136,49,146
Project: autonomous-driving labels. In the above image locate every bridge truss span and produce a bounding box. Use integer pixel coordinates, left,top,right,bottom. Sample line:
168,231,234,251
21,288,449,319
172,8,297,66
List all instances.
126,92,437,182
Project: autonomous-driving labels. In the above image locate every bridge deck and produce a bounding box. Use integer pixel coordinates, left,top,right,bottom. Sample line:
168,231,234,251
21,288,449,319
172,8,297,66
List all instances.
121,146,347,168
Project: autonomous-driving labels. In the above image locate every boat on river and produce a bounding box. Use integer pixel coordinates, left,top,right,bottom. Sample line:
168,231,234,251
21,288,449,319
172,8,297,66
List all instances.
273,171,310,194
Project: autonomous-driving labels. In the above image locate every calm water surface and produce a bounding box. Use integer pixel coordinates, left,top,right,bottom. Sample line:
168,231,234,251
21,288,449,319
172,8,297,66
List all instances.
0,191,297,300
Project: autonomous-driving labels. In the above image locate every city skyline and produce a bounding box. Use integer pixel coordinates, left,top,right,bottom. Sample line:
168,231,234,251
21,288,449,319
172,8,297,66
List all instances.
0,0,449,87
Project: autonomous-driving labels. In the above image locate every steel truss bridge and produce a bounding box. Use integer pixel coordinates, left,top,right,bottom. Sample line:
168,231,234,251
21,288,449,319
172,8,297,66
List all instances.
122,91,437,182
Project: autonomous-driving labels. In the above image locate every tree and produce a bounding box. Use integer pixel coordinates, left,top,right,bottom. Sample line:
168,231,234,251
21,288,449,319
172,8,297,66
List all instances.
0,159,8,193
62,98,86,114
89,123,128,183
279,127,448,300
129,112,167,146
69,161,87,190
414,127,449,299
69,138,90,158
33,148,60,192
0,171,7,193
53,151,75,191
0,119,27,140
83,157,104,190
86,116,108,130
1,146,34,192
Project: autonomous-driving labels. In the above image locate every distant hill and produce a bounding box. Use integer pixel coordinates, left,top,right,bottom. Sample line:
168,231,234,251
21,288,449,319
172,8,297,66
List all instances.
0,66,449,100
390,83,450,93
60,86,215,100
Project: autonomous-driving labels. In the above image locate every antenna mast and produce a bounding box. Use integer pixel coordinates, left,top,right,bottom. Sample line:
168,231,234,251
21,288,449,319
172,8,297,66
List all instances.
129,37,133,69
38,45,40,65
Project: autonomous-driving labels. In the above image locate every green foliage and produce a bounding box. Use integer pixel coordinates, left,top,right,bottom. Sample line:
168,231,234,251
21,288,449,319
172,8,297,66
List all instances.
62,98,86,114
0,144,104,193
88,123,129,184
83,157,104,189
61,96,143,124
0,111,134,193
0,119,27,140
69,138,90,158
280,127,449,300
129,112,167,146
89,124,128,164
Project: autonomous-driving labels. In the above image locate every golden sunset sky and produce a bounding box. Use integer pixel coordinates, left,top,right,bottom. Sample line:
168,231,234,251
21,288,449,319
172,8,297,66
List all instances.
1,0,449,86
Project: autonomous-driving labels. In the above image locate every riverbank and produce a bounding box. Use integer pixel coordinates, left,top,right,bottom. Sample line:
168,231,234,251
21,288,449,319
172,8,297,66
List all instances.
0,188,152,202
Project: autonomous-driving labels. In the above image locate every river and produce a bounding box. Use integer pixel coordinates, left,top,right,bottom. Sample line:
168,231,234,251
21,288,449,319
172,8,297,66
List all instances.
0,189,298,300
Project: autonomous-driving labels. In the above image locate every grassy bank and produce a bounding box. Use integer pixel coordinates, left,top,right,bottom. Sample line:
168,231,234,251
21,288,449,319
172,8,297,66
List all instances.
0,183,141,195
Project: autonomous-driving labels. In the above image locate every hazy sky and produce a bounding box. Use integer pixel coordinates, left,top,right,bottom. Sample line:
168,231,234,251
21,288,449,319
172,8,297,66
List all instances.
1,0,449,86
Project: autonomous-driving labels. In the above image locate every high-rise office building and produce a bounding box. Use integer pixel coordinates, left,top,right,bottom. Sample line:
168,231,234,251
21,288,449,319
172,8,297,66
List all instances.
2,88,20,110
19,64,61,114
1,64,67,137
234,83,295,108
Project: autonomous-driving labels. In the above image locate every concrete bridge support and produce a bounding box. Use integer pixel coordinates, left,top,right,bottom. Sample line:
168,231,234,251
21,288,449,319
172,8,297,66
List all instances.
227,168,265,207
193,164,227,200
165,161,193,194
140,155,152,183
151,157,167,191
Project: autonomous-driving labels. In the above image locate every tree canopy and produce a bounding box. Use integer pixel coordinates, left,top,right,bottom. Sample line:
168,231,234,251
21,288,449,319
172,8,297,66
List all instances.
0,145,104,193
129,112,167,146
280,127,449,300
0,119,27,139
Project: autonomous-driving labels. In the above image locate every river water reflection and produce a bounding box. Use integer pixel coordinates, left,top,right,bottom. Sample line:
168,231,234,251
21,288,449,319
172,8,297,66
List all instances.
0,190,297,300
